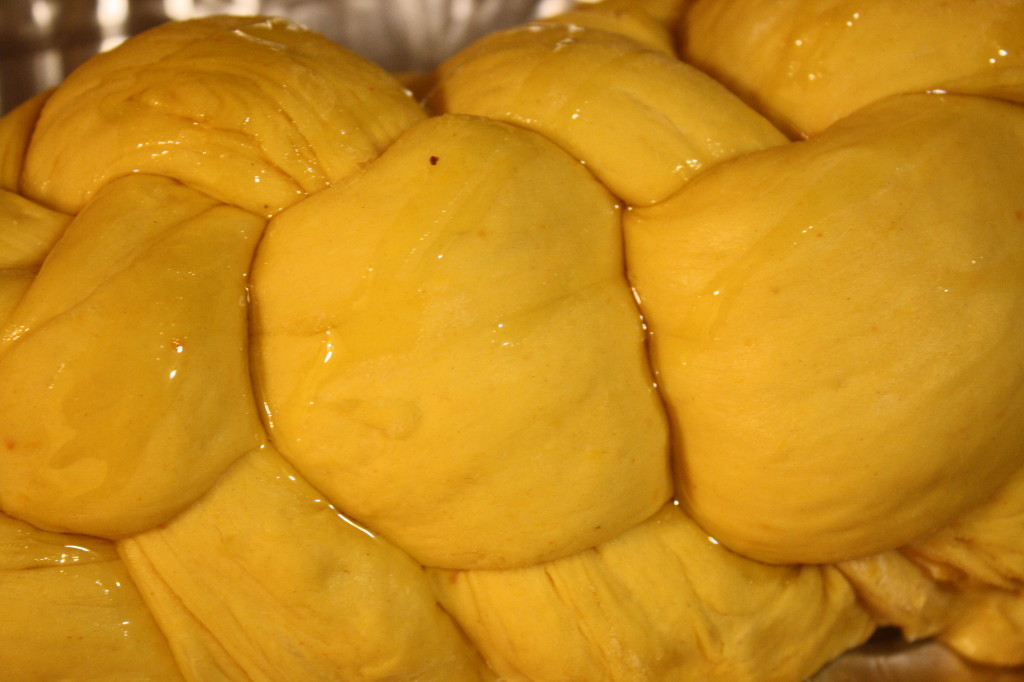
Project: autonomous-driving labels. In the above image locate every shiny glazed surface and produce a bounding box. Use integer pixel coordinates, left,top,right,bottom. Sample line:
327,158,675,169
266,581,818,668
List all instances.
1,0,1023,680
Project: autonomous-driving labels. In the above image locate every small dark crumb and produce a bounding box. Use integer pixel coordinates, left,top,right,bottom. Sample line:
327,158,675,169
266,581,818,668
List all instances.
429,155,439,165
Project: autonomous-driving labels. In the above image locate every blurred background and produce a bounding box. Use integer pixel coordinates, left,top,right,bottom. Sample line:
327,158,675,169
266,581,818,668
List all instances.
0,0,574,113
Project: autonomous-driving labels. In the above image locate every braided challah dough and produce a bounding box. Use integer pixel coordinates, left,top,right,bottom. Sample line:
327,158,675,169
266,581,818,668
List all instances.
1,1,1022,679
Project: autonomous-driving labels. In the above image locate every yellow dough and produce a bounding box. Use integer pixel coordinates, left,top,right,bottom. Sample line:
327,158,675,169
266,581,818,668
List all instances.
0,189,70,325
430,503,873,681
20,16,426,217
0,90,51,192
254,113,670,569
536,1,680,55
905,467,1024,665
626,92,1024,565
0,174,266,538
0,512,183,681
1,1,1023,677
680,0,1024,137
428,19,786,206
0,189,68,270
119,446,493,681
839,528,1024,667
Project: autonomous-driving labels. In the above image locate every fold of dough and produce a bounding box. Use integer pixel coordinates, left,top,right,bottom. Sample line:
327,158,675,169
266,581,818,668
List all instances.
0,188,70,326
431,503,873,681
0,512,183,681
626,93,1024,564
119,446,494,682
254,113,671,569
681,0,1024,137
21,16,426,217
429,20,785,207
0,174,265,538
